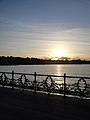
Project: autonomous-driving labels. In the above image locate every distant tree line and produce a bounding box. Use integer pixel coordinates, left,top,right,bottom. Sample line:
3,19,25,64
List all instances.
0,56,90,65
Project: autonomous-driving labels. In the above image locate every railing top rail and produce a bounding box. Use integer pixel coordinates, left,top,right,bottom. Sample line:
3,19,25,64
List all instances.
0,71,90,79
66,75,90,79
0,71,34,76
36,73,63,77
0,71,63,77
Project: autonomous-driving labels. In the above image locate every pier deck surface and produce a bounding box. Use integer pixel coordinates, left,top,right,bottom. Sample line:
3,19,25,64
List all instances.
0,87,90,120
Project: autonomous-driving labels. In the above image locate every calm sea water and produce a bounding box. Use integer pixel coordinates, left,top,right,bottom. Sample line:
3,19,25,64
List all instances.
0,64,90,77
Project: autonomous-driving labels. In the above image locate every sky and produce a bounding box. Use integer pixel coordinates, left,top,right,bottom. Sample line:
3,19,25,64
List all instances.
0,0,90,60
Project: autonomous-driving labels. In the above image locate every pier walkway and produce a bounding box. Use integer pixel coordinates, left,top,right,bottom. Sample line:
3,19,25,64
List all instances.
0,87,90,120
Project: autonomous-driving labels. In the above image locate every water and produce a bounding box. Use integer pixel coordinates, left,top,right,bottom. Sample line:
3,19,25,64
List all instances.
0,64,90,77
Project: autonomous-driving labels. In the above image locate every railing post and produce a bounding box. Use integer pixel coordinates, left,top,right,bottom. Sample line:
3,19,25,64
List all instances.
64,73,66,98
34,72,37,94
12,71,14,89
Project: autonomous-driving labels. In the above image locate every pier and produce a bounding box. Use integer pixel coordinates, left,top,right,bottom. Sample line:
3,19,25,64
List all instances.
0,71,90,119
0,87,90,120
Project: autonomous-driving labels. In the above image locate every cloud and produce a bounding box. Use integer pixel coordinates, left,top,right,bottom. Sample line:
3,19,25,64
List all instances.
0,19,90,43
0,20,90,51
0,19,90,58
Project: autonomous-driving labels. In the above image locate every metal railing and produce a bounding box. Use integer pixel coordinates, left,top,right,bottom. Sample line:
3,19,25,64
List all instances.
0,71,90,99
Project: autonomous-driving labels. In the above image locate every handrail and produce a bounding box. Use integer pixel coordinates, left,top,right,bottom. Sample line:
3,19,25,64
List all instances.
0,71,90,79
0,71,90,99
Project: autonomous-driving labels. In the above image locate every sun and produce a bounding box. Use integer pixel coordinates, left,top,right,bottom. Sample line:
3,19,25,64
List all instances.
51,49,66,59
55,50,65,58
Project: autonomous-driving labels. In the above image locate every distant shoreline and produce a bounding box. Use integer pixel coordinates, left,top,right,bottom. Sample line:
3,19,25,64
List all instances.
0,56,90,65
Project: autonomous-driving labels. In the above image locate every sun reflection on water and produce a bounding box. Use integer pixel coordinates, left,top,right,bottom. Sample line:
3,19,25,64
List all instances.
53,65,63,85
56,65,62,76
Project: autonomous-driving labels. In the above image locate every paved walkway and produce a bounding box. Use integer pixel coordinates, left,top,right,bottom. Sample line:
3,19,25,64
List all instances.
0,87,90,120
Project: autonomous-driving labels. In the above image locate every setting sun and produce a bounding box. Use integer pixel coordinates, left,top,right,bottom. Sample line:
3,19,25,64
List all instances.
50,48,67,59
54,49,65,58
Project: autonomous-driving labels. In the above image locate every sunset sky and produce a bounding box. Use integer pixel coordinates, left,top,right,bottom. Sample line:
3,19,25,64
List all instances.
0,0,90,60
